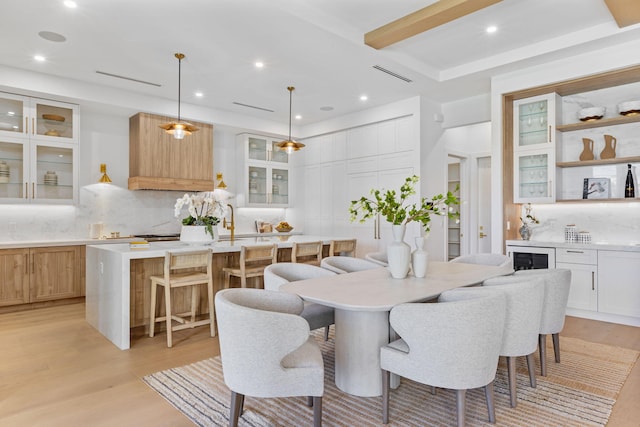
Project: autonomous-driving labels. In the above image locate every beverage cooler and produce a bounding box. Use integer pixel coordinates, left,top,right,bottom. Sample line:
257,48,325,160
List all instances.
506,244,556,270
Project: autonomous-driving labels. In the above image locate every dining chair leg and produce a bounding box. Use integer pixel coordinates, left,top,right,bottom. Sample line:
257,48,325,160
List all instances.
207,281,216,337
324,326,330,341
149,280,157,337
190,285,198,323
164,284,173,348
526,352,537,387
552,333,561,363
229,391,244,427
313,396,322,427
539,334,547,376
485,381,496,423
382,370,390,424
506,356,517,407
456,389,466,427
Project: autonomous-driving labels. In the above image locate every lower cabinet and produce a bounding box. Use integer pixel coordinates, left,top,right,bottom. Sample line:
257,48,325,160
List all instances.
556,248,598,312
0,245,83,307
598,250,640,319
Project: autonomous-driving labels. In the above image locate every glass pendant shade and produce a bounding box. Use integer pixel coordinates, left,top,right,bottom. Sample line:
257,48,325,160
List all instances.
159,53,199,139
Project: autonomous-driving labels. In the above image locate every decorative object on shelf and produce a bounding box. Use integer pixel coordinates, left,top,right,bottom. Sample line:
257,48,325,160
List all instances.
0,160,9,183
275,221,293,232
44,170,58,186
577,231,591,244
42,113,65,122
411,236,428,278
42,113,66,137
578,106,605,122
159,53,199,140
388,224,411,278
583,177,610,199
579,138,595,161
519,203,539,241
625,164,635,198
600,134,617,160
618,100,640,116
349,175,459,279
98,163,112,183
564,224,577,243
174,192,225,240
275,86,305,153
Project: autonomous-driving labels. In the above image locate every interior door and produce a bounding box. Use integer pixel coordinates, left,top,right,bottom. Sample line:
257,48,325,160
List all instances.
477,156,492,253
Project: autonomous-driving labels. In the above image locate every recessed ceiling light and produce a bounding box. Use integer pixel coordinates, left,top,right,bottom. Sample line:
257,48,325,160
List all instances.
295,115,302,120
195,92,203,97
39,31,66,42
64,0,77,8
34,55,46,62
486,25,497,34
255,61,264,68
360,95,368,101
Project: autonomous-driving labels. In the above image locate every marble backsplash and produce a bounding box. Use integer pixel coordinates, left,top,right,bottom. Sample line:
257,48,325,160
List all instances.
522,202,640,245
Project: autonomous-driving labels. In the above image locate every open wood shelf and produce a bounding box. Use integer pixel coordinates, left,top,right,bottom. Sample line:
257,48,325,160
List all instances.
557,156,640,168
557,114,640,132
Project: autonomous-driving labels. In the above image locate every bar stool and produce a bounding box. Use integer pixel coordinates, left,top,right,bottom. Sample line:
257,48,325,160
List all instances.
223,244,278,289
329,239,357,257
149,249,215,348
291,240,323,265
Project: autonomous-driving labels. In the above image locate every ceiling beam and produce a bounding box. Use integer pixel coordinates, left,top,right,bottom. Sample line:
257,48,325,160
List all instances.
604,0,640,27
364,0,503,49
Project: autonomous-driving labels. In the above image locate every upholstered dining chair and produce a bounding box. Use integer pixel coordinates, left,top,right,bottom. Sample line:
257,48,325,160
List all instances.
222,244,278,289
320,256,380,274
215,288,324,427
149,249,215,348
291,240,323,266
462,276,545,407
380,289,506,427
450,253,513,271
365,251,388,267
264,262,337,340
328,239,357,257
514,268,571,376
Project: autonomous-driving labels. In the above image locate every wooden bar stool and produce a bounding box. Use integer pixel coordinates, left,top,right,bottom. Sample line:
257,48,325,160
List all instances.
291,241,323,266
329,239,357,257
149,249,215,348
223,244,278,289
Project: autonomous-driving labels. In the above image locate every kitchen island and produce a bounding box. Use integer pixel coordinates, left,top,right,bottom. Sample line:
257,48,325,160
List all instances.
86,235,348,350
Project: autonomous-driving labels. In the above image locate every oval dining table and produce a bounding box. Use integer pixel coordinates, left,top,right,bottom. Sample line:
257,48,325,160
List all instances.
280,260,513,397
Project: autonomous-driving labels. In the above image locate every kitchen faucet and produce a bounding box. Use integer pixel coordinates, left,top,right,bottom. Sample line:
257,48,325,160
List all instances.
223,203,235,241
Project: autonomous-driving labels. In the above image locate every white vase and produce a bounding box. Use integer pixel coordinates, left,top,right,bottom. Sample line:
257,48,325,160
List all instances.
387,224,411,279
179,225,216,243
411,236,429,278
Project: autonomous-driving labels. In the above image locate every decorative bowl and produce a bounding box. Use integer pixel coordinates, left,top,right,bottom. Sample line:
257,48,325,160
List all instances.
578,107,605,122
618,100,640,116
275,226,293,233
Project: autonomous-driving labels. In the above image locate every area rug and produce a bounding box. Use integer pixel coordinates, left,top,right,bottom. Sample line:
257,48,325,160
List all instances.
143,331,638,426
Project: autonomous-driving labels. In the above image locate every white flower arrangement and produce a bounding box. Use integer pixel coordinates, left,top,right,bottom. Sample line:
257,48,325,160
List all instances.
174,192,226,238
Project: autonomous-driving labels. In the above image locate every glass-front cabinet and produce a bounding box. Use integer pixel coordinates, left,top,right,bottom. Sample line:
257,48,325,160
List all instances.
0,92,78,204
513,93,560,203
238,134,290,207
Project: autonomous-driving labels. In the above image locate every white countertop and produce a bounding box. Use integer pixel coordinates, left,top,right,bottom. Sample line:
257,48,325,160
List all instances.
506,240,640,252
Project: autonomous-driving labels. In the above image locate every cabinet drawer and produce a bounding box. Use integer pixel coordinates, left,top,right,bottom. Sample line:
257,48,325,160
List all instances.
556,248,597,264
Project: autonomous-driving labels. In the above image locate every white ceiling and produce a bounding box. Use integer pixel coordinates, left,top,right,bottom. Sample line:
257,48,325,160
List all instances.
1,0,638,126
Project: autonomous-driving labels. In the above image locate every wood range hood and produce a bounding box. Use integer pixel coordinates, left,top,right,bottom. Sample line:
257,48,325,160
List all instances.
128,112,215,191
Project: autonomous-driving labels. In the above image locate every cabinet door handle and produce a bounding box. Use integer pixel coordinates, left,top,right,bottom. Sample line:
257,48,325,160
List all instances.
25,117,28,133
24,254,28,275
25,182,28,199
32,118,35,135
567,250,584,253
548,125,552,142
32,182,35,199
31,253,34,275
591,271,594,291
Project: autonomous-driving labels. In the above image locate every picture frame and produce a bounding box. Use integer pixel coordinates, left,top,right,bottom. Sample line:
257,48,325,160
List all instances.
583,178,610,199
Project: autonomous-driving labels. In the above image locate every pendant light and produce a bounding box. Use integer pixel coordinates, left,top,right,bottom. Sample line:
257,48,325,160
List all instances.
276,86,305,153
159,53,199,140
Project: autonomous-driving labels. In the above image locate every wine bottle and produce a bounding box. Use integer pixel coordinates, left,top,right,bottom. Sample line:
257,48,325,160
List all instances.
625,164,635,198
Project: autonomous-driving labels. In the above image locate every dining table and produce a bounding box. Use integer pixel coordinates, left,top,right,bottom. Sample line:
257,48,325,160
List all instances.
280,260,513,397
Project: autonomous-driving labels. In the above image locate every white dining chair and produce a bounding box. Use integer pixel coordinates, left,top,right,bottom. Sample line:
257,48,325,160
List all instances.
365,251,388,267
320,256,380,274
264,262,337,340
215,288,324,427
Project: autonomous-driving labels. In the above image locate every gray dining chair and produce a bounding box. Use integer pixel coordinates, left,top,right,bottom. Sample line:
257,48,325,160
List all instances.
380,289,506,427
365,251,388,267
320,256,380,274
264,262,337,340
514,268,571,376
450,253,513,269
215,288,324,427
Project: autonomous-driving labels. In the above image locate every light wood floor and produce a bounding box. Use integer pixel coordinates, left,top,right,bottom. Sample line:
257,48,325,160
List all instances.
0,302,638,426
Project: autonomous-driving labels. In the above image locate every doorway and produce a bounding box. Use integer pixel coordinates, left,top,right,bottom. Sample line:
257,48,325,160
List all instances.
476,156,492,253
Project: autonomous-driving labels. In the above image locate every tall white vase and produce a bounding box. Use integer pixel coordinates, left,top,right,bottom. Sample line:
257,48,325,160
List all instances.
411,236,429,278
180,225,216,243
387,224,411,279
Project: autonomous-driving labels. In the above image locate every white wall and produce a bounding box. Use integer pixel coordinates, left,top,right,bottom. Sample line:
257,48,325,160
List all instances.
491,38,640,249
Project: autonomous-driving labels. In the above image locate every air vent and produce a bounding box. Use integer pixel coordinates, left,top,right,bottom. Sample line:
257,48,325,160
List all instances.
232,102,274,113
95,71,161,87
372,65,413,83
